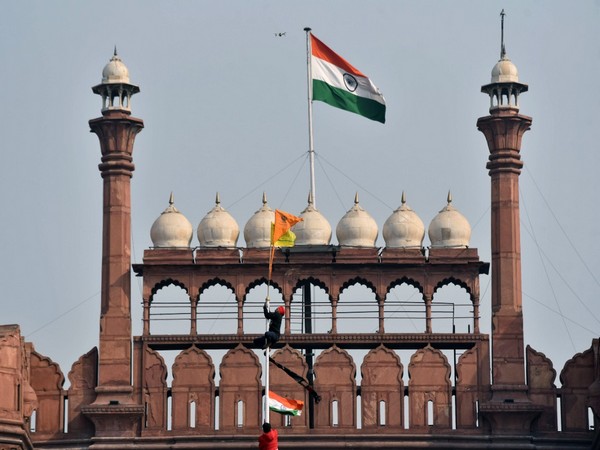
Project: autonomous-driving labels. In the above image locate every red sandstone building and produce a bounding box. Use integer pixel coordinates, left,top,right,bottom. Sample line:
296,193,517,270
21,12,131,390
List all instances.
0,38,598,450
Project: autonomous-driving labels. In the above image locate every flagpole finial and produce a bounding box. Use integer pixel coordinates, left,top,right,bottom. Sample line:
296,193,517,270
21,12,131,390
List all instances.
304,27,311,32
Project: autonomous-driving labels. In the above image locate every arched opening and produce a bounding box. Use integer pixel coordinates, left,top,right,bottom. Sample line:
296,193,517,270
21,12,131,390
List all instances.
291,283,330,334
331,399,339,427
189,400,196,428
30,409,37,433
378,400,386,426
337,283,378,334
427,400,434,426
198,284,237,334
385,283,425,333
236,400,244,428
150,284,192,335
431,283,472,334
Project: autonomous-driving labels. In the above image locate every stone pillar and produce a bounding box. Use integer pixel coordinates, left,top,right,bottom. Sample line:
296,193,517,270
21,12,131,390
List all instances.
477,107,530,393
91,109,143,395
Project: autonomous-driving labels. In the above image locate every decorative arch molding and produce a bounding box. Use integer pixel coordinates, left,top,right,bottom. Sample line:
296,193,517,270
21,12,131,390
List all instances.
219,345,261,432
314,346,356,429
339,276,378,301
199,277,236,297
172,346,215,431
141,346,167,431
292,277,330,299
408,345,452,429
67,347,97,437
560,345,595,432
385,277,424,298
361,345,403,430
432,276,473,299
150,278,190,302
526,345,557,432
29,350,65,436
244,277,283,300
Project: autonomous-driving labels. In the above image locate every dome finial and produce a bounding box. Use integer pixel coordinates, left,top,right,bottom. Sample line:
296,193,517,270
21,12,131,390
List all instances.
401,191,406,205
354,192,359,205
447,190,452,205
169,191,174,206
500,9,506,59
215,192,221,205
307,191,314,205
262,191,268,205
114,45,118,57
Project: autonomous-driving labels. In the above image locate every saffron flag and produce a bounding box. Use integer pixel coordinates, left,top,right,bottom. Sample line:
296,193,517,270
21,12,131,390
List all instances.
268,391,304,416
271,210,303,246
310,33,386,123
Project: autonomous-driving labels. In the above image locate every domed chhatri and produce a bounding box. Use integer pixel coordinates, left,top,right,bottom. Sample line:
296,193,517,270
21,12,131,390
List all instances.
480,11,527,111
428,192,471,248
243,192,275,248
383,191,425,249
336,193,378,247
150,193,193,248
197,193,240,248
294,192,332,246
92,47,140,113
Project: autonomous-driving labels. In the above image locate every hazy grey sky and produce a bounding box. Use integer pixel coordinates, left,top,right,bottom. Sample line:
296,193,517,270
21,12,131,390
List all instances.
1,1,599,384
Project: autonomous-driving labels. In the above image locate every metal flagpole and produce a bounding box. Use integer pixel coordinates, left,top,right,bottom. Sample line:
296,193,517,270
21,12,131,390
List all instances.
304,27,316,208
264,246,273,424
265,346,270,423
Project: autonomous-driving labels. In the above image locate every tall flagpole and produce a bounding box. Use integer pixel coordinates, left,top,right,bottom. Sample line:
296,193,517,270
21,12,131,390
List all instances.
304,27,316,208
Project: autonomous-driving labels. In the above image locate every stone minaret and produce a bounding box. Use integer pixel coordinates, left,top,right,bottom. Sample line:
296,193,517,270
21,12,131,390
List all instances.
82,49,144,438
476,13,541,432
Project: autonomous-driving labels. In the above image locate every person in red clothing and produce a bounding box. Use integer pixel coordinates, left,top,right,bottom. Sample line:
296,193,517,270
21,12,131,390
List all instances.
258,422,278,450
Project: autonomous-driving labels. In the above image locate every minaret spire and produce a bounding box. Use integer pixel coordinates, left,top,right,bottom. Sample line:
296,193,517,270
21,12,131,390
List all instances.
500,9,506,59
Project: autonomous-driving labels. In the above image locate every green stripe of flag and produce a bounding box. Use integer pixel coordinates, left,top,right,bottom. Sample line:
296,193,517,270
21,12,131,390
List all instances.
313,79,386,124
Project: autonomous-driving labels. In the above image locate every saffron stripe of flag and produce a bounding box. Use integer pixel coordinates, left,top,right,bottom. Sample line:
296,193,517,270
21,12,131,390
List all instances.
268,391,304,416
310,34,386,123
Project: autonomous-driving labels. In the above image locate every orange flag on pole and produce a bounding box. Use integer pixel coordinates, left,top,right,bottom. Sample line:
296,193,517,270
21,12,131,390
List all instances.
271,210,303,245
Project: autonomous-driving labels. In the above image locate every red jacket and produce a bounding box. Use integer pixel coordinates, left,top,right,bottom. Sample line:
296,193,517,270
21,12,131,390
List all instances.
258,429,278,450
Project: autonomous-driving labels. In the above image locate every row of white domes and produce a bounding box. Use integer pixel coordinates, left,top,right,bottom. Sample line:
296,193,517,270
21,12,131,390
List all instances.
150,191,471,250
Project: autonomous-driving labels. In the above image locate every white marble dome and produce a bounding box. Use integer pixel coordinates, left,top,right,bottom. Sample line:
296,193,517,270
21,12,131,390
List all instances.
491,55,519,83
150,193,193,248
428,192,471,248
383,192,425,248
244,193,275,248
336,193,378,247
197,193,239,248
102,49,130,84
294,193,332,246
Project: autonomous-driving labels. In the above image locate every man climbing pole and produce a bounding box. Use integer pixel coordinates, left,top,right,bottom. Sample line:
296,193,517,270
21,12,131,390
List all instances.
254,303,285,349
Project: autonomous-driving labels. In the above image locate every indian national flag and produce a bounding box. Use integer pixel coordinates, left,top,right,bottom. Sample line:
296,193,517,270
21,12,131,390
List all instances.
310,33,386,123
268,391,304,416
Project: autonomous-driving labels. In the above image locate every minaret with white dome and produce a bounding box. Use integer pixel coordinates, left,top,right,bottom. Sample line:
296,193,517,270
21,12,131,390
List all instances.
476,10,537,427
84,49,144,431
